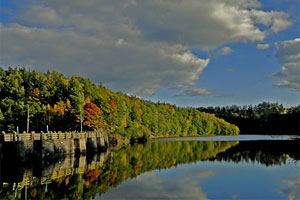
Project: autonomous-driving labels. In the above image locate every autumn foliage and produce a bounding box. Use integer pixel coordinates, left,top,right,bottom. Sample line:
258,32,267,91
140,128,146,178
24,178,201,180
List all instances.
83,102,103,130
0,67,239,138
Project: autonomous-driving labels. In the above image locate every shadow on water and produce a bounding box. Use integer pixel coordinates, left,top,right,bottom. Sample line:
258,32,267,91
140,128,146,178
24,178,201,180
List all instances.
0,139,299,199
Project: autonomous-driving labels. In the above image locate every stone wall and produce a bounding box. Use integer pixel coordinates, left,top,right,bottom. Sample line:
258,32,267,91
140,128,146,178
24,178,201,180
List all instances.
0,130,109,158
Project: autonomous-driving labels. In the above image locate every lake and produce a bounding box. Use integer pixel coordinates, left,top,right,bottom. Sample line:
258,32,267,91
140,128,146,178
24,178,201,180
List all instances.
0,135,299,199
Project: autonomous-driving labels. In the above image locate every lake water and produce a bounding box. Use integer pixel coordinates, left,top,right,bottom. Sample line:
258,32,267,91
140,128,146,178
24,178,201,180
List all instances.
0,135,299,199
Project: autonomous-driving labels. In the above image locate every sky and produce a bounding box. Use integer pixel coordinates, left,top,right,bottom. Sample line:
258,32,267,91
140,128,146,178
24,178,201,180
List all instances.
0,0,299,107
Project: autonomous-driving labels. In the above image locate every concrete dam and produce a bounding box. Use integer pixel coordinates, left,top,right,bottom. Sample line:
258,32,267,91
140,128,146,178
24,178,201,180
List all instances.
0,130,109,158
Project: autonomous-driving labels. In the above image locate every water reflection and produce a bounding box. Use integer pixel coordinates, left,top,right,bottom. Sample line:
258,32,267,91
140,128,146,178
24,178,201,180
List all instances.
0,152,109,199
276,176,300,200
0,139,299,199
99,171,211,200
214,140,300,166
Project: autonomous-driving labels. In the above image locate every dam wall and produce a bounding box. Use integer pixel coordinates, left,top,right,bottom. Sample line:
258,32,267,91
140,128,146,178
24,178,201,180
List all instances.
0,130,109,158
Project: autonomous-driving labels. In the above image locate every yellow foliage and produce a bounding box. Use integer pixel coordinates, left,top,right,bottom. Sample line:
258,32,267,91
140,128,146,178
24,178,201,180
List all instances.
66,99,72,110
121,116,127,127
85,96,91,103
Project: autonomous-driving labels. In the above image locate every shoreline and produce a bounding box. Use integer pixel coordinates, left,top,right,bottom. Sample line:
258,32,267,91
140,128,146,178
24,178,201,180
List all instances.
151,134,299,142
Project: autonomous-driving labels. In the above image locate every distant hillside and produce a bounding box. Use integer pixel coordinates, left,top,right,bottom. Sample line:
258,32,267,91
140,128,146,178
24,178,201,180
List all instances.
198,103,300,135
0,67,239,140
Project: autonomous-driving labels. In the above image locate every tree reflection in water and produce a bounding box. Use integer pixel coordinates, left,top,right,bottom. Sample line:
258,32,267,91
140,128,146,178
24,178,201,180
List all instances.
0,139,298,199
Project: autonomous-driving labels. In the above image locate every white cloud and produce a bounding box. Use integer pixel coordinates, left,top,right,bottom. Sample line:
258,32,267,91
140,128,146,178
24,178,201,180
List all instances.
16,5,63,27
269,38,300,91
215,46,233,56
0,0,293,96
0,24,209,96
127,0,279,50
256,43,270,50
175,88,215,97
250,10,292,33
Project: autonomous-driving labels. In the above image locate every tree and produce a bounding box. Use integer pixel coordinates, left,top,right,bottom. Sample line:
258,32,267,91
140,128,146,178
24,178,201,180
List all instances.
83,102,103,130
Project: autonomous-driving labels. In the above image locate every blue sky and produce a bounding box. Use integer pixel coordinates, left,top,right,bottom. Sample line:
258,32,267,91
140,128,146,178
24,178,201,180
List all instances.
0,0,299,107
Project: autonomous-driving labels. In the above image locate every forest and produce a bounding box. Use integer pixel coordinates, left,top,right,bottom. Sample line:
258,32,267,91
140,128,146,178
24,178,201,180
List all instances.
198,102,300,135
0,67,239,141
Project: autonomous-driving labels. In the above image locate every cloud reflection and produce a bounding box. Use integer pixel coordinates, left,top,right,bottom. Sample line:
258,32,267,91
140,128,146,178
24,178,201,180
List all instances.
276,176,300,200
176,169,216,179
96,169,216,200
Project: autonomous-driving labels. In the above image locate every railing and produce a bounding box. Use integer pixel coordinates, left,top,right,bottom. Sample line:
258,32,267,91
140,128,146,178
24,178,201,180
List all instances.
1,130,108,142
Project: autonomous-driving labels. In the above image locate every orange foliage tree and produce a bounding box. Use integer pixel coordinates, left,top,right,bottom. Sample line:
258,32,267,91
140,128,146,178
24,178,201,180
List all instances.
83,102,103,130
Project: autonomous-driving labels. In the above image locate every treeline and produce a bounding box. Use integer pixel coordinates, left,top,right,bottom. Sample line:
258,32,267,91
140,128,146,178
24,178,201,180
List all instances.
0,67,239,140
198,102,300,135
